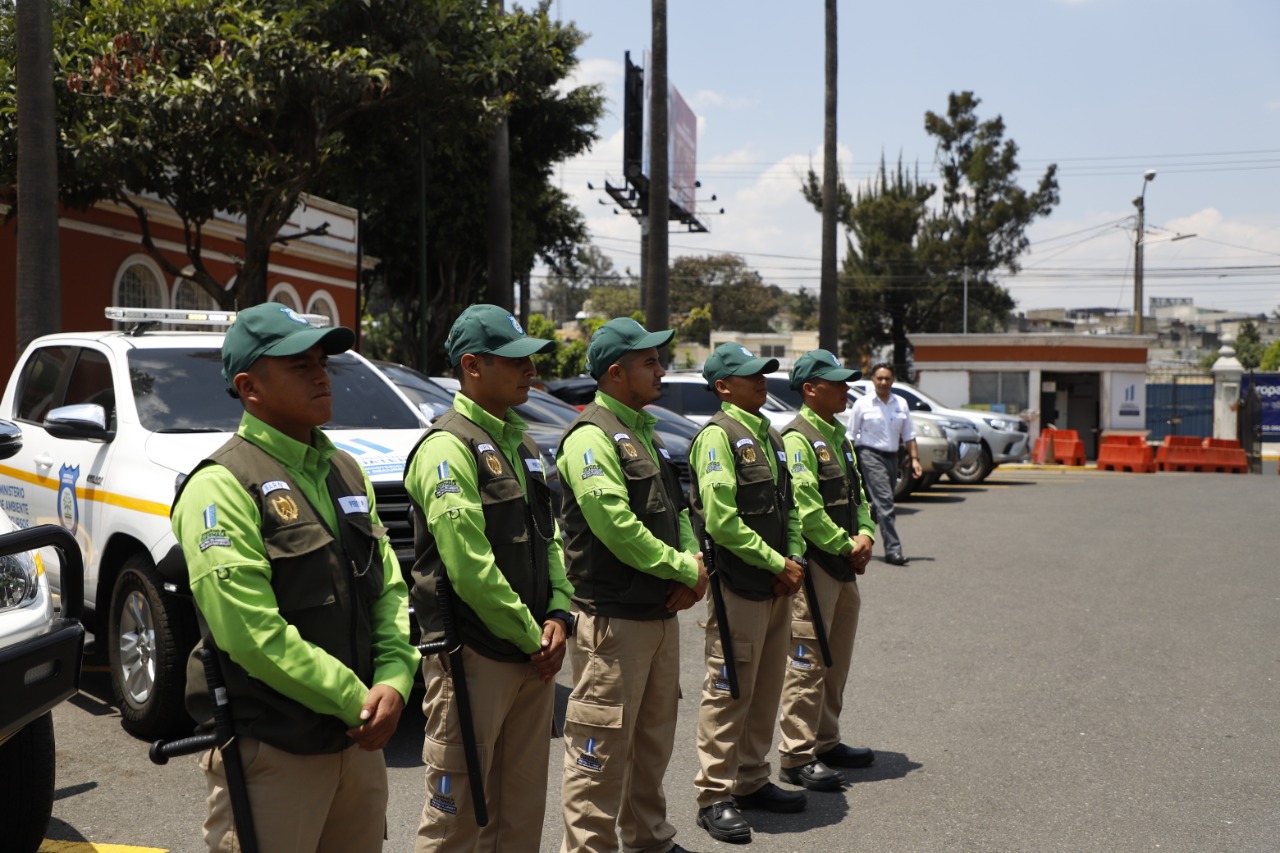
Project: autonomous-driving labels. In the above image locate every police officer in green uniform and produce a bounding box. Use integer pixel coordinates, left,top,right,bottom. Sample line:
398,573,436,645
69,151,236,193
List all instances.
404,304,575,853
777,350,877,792
556,317,708,853
172,303,419,853
690,342,807,845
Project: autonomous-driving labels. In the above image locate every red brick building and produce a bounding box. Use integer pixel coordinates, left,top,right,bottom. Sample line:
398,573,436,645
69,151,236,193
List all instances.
2,193,364,379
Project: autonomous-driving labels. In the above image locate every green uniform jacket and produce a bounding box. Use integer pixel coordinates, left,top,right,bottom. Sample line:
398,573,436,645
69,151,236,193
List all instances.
171,413,418,750
783,406,875,581
557,392,699,619
403,394,572,659
690,403,804,600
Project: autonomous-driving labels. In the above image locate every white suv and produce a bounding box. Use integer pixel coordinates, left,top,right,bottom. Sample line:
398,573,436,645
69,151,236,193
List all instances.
0,308,425,739
658,372,797,432
0,419,86,853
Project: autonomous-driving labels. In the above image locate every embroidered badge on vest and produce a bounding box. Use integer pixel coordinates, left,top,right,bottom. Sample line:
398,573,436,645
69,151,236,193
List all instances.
621,441,638,458
484,453,503,476
271,492,299,522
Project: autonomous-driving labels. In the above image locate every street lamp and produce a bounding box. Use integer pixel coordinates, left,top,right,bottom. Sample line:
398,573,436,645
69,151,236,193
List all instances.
1133,169,1157,334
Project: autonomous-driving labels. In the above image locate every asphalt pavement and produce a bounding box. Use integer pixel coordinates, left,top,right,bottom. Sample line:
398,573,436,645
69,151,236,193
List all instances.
44,465,1280,852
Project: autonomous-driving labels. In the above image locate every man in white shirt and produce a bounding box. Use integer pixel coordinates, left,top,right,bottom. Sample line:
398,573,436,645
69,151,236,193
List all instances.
845,363,921,565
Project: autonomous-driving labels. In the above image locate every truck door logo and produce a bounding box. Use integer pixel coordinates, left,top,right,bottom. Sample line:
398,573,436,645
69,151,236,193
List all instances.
58,464,80,534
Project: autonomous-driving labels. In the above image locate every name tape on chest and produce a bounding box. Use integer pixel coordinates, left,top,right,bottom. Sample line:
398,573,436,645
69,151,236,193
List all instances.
261,480,290,495
338,495,369,515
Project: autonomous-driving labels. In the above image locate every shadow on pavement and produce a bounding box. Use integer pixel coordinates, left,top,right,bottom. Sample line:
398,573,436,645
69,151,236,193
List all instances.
748,751,922,837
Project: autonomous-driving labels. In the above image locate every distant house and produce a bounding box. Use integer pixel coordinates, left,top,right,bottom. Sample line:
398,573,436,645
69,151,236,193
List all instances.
1,194,366,378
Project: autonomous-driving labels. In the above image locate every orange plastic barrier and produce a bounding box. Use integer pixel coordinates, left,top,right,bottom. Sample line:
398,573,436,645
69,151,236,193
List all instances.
1096,436,1155,473
1155,435,1208,471
1050,429,1087,466
1032,429,1056,464
1199,438,1248,474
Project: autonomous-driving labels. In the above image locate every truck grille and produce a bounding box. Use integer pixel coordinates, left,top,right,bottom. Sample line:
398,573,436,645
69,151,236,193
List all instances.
371,481,415,574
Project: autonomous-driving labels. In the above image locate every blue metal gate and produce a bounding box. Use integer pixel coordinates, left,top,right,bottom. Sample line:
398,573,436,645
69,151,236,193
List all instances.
1146,378,1213,441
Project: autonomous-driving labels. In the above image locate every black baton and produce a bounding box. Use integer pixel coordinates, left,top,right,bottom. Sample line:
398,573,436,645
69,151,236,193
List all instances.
151,646,259,853
801,563,834,668
418,572,489,827
702,532,740,700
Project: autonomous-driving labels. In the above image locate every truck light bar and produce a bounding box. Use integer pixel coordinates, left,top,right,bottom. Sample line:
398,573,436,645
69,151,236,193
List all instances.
103,306,333,328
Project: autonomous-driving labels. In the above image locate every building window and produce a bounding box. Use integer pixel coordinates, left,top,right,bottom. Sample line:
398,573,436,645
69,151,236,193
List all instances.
269,283,302,313
307,290,338,326
759,344,786,358
113,259,166,314
173,278,219,311
970,371,1029,414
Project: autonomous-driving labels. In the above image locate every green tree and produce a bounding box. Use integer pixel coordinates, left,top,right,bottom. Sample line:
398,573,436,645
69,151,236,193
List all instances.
1,0,602,361
586,284,641,320
538,245,617,325
677,303,712,346
669,254,781,333
1235,321,1265,370
803,92,1059,373
315,3,603,370
1259,338,1280,372
788,287,820,332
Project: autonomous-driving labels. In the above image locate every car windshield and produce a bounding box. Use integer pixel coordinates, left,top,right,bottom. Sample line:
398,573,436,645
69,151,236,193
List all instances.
128,349,420,432
518,390,578,427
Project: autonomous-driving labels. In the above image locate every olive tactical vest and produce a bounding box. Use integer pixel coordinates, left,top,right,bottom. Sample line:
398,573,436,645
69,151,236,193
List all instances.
783,413,863,583
406,408,554,663
690,410,792,601
560,402,685,620
180,436,385,755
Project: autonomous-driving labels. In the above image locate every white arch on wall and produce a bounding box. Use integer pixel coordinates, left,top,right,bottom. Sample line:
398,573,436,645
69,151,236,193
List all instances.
306,289,339,326
112,255,168,328
269,282,303,313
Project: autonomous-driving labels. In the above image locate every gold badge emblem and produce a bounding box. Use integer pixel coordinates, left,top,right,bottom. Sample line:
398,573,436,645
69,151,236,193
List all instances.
622,441,638,458
742,445,757,464
817,446,832,463
485,454,503,476
271,493,299,522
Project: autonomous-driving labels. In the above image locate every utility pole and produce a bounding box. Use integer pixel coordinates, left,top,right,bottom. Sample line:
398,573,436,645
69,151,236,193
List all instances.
1133,170,1156,335
818,0,839,353
645,0,670,361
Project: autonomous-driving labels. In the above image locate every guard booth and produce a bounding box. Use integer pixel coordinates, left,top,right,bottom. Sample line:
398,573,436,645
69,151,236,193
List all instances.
909,333,1152,461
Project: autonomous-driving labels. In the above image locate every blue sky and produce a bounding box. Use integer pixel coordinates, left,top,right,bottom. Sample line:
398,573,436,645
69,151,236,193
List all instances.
548,0,1280,317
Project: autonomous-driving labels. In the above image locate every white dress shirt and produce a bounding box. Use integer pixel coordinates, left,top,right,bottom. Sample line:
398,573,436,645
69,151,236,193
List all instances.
846,392,915,452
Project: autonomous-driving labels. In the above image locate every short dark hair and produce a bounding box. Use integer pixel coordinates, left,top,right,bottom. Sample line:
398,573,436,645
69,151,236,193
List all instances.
870,362,895,377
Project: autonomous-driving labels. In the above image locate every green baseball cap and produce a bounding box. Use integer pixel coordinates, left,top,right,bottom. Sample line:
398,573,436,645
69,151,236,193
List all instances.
585,317,674,379
702,342,780,386
789,348,860,389
445,304,556,366
221,303,355,386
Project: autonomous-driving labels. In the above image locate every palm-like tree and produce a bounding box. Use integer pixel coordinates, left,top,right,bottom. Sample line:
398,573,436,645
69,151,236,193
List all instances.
15,0,61,355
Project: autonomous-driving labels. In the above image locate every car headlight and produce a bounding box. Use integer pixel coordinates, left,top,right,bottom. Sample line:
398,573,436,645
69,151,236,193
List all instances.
0,549,41,609
915,420,941,438
984,417,1016,431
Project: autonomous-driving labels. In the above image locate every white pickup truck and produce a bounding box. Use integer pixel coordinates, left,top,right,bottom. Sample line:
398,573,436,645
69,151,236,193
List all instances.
0,308,425,739
0,419,86,853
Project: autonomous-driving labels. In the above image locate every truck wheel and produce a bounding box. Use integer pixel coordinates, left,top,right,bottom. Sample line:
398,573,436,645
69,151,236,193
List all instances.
108,553,197,739
948,444,994,485
0,711,56,853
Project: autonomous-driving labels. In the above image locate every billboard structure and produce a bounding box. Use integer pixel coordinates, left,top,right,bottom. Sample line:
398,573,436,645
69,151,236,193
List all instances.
608,52,710,233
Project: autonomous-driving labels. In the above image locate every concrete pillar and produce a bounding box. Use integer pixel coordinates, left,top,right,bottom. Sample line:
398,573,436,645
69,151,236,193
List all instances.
1211,336,1244,440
